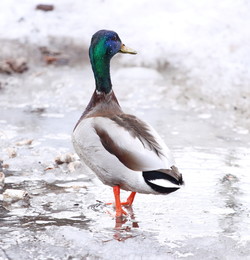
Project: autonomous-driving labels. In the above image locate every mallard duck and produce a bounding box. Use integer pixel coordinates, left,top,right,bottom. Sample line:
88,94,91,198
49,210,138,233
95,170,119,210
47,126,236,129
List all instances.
72,30,183,217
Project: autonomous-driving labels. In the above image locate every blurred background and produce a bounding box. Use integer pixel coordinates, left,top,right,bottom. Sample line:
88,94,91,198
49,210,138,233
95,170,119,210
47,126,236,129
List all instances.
0,1,250,259
0,0,249,126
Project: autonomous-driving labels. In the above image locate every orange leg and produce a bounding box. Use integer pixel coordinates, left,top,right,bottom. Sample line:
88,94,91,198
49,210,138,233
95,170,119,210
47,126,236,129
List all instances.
113,186,128,217
121,192,136,206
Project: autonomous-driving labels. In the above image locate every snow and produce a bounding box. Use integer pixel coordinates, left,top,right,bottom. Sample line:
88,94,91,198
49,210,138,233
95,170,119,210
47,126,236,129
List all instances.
0,0,250,127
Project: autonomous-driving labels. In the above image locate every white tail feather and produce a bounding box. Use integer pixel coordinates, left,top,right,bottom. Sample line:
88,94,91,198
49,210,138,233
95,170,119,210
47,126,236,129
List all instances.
149,179,180,188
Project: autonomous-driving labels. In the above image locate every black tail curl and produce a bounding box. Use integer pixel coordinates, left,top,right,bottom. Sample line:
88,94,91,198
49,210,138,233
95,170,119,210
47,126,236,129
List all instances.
143,170,184,194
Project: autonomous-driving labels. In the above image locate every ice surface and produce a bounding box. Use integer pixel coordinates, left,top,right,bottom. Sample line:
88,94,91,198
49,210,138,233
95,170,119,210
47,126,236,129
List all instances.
0,65,250,259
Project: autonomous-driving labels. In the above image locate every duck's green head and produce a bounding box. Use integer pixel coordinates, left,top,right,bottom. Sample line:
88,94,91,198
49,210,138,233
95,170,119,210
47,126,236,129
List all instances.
89,30,136,60
89,30,136,93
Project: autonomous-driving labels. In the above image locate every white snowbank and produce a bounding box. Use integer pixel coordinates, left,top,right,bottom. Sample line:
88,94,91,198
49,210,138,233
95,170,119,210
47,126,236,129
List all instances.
0,0,250,126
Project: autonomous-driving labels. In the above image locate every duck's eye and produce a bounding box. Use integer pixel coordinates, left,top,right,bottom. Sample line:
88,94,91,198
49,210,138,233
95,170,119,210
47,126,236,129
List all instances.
111,35,117,41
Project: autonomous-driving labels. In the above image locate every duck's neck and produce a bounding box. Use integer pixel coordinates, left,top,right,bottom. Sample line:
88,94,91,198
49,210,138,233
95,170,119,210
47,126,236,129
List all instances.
90,51,112,94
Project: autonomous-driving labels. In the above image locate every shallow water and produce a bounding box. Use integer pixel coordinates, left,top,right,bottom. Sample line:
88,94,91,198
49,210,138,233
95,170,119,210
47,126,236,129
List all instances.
0,66,250,259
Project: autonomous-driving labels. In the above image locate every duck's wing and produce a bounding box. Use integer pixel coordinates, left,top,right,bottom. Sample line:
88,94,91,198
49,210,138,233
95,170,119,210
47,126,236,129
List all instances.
92,114,182,185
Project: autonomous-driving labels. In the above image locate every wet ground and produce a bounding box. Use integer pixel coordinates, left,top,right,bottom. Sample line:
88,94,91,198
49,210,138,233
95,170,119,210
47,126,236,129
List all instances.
0,65,250,259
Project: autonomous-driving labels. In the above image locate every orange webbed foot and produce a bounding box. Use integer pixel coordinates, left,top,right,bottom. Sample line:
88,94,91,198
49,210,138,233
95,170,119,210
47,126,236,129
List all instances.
115,207,128,218
121,192,136,206
112,186,137,217
106,187,137,217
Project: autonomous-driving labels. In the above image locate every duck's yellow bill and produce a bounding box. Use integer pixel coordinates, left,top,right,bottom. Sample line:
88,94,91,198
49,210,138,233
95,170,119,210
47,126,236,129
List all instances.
120,44,137,54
